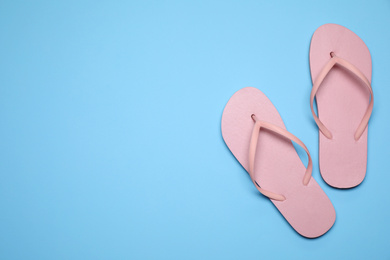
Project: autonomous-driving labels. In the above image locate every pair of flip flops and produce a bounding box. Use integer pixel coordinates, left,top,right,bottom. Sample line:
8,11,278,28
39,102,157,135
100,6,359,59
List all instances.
221,24,374,238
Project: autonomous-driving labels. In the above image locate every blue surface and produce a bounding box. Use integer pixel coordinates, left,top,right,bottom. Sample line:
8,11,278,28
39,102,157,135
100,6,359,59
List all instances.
1,0,389,259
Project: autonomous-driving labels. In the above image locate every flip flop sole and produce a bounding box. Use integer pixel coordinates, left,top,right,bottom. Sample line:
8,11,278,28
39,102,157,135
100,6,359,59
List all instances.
222,87,335,238
310,24,372,188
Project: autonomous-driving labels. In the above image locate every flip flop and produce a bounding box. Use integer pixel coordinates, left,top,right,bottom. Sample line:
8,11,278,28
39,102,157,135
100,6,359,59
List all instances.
221,87,335,238
309,24,374,188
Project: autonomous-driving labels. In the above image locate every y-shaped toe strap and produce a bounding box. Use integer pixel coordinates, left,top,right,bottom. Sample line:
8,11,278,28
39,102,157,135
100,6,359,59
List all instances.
310,52,374,141
248,115,313,201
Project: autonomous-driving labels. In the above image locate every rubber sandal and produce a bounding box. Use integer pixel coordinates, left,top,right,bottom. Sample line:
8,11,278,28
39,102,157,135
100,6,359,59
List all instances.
221,87,335,238
309,24,374,188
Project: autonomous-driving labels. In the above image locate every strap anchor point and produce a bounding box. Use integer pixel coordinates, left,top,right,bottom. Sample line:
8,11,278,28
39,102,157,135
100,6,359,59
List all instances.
251,114,257,122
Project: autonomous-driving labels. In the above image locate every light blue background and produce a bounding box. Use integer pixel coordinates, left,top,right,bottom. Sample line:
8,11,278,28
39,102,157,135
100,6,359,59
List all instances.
0,0,389,259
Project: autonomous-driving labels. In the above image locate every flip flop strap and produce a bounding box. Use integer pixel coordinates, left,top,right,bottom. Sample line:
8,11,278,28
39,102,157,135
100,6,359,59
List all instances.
248,115,313,201
310,53,374,141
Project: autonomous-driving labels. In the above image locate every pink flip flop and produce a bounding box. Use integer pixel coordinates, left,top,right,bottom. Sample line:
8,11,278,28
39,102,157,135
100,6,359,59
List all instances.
222,87,335,238
310,24,374,188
